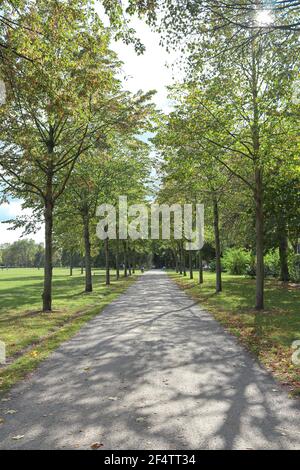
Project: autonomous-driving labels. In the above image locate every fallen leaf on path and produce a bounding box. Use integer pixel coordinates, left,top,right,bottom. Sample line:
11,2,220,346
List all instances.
12,435,24,440
5,410,17,415
1,398,10,402
108,396,118,401
90,442,104,449
0,417,5,425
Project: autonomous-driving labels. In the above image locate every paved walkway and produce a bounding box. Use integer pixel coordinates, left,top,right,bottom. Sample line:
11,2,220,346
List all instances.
1,271,300,449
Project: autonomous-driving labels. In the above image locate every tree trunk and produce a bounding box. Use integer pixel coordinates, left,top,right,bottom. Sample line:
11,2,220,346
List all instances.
43,198,53,312
69,252,73,276
179,244,183,275
213,196,222,293
250,34,264,310
123,241,128,277
81,258,84,275
198,250,203,284
105,238,110,285
128,246,132,276
189,250,193,279
255,169,264,309
183,245,186,276
116,239,120,280
83,215,92,292
278,223,289,282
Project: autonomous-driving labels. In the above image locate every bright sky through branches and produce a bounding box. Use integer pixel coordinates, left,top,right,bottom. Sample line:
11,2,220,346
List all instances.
1,3,178,244
255,9,274,26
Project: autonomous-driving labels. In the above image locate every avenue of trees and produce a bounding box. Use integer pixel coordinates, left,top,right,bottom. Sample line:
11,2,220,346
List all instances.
151,0,300,310
0,1,299,313
0,1,154,311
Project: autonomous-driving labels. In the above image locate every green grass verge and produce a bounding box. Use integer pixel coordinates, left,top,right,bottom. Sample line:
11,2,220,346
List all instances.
0,268,137,395
169,271,300,395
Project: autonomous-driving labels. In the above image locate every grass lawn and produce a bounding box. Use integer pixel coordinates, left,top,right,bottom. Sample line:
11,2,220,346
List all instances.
169,271,300,396
0,267,136,395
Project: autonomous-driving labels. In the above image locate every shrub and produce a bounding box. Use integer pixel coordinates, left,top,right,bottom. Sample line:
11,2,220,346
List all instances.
223,248,251,275
264,250,280,278
289,253,300,283
208,259,226,272
209,259,216,272
245,255,256,278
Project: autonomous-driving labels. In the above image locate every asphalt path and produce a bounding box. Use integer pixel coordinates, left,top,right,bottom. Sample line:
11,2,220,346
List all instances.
1,271,300,449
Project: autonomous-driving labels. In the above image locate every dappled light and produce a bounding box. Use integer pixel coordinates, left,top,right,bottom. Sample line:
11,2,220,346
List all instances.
1,272,300,449
0,268,133,358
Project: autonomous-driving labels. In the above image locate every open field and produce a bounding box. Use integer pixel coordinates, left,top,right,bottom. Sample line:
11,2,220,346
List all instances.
169,271,300,395
0,268,136,394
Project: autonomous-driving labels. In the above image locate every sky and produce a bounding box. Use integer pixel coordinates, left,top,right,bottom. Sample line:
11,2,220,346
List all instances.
0,9,179,245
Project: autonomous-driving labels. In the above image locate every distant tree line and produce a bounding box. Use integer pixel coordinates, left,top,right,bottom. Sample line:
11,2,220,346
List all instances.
0,239,152,274
0,239,44,268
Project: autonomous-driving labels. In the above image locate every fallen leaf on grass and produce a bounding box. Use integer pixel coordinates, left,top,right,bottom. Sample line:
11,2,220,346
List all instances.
12,435,24,440
90,442,104,449
30,350,39,358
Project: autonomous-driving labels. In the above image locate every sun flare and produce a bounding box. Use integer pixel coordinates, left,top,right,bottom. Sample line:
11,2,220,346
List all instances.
255,9,274,26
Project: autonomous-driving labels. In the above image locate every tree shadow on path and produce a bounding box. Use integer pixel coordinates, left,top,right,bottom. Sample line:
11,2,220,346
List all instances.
1,272,300,449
